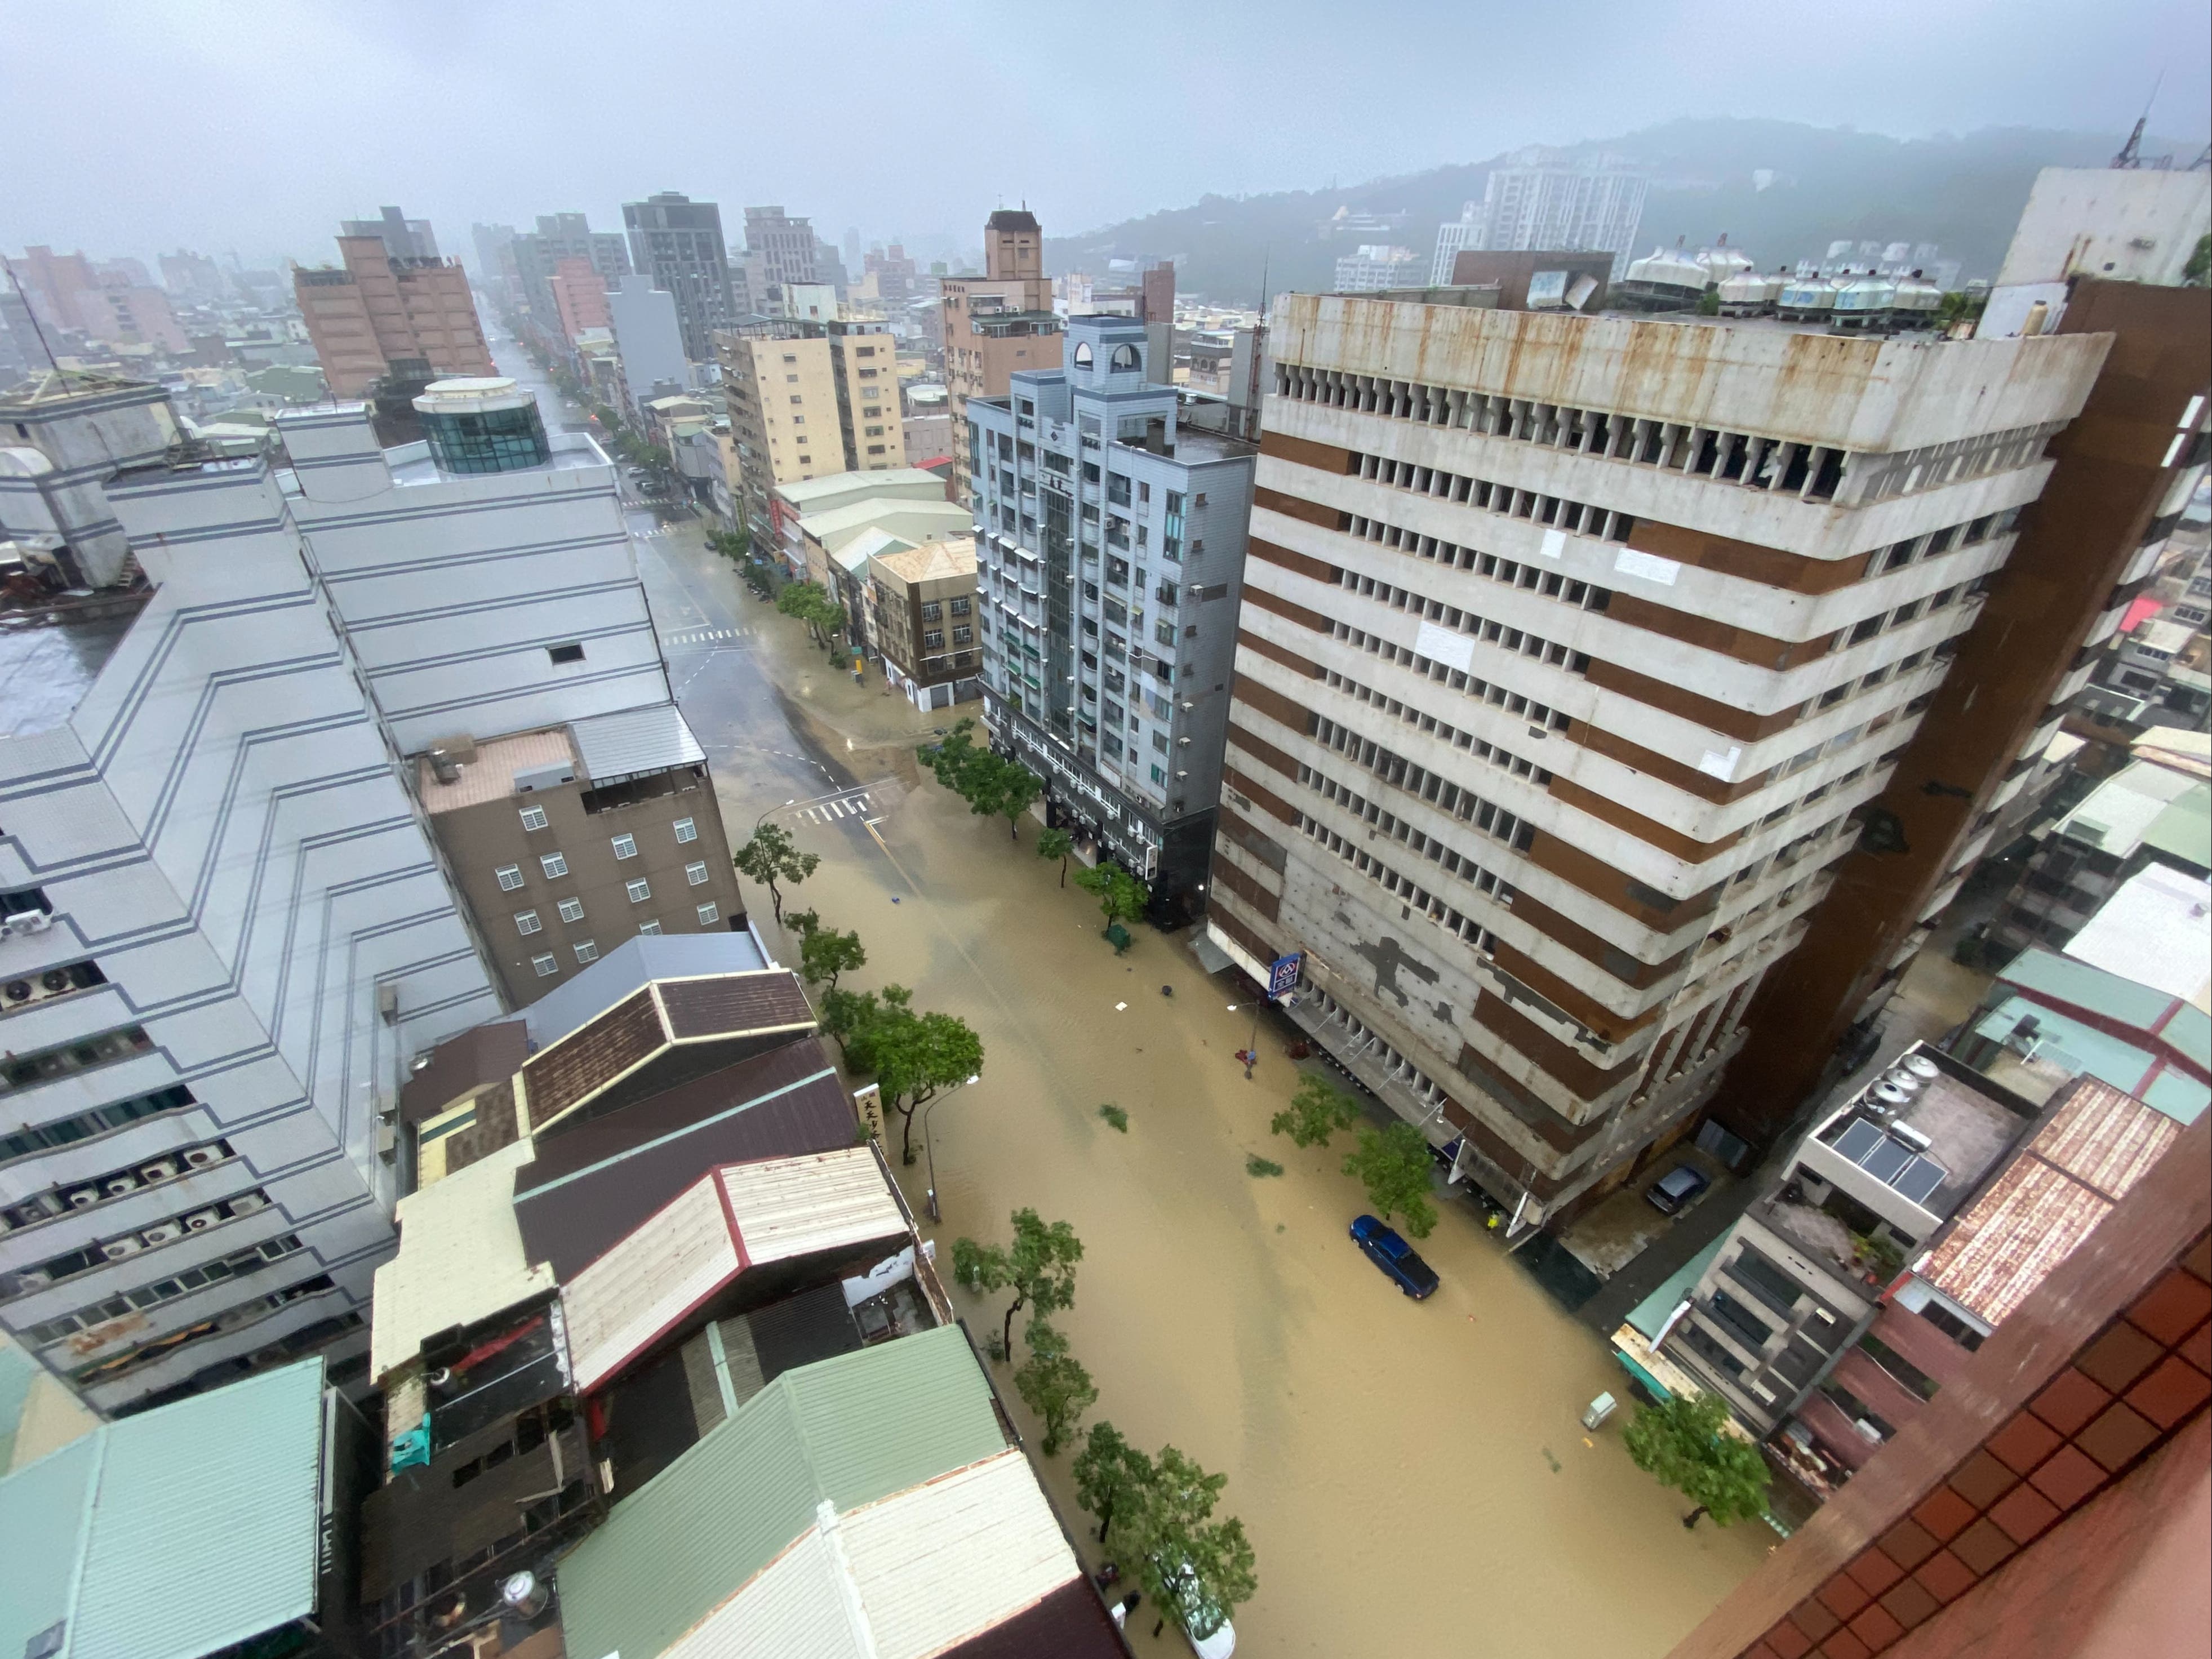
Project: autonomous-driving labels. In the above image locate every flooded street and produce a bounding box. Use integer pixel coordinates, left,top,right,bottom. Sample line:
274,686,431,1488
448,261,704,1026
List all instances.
576,389,1774,1652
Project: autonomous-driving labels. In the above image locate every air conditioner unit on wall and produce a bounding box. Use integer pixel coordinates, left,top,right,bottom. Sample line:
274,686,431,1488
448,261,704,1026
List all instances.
139,1160,180,1184
140,1222,183,1246
103,1174,140,1197
181,1146,220,1168
181,1209,220,1231
229,1193,269,1216
66,1187,100,1208
103,1237,144,1259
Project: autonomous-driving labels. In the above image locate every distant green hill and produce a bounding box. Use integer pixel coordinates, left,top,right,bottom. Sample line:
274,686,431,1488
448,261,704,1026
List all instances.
1044,118,2191,305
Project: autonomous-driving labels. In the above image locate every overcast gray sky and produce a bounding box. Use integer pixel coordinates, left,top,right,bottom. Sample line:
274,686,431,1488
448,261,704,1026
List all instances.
8,0,2207,268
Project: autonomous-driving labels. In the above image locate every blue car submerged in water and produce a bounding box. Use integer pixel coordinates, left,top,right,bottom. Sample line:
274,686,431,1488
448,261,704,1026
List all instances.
1349,1213,1440,1300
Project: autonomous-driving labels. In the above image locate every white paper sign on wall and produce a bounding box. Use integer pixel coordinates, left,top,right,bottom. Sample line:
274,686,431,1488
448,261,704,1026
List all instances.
1538,527,1567,562
1414,620,1475,671
1614,548,1683,586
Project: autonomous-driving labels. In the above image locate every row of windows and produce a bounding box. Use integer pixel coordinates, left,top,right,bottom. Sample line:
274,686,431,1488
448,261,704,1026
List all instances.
523,903,719,976
26,1232,307,1349
1349,451,1638,543
1293,809,1500,954
2,1025,156,1095
1318,692,1552,787
1276,362,2055,506
2,1181,269,1304
1331,620,1585,727
513,865,710,933
68,1272,340,1386
1305,725,1536,853
1334,569,1593,683
496,820,698,888
0,1085,193,1167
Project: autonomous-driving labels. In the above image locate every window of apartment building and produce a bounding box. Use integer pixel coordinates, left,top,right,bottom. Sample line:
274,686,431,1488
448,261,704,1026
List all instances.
495,864,525,891
548,643,585,664
626,878,652,903
1151,764,1169,785
785,374,799,382
949,597,971,617
868,445,886,456
696,902,720,926
952,626,972,646
557,897,585,924
1152,731,1169,753
865,425,883,437
574,940,598,963
518,805,548,831
539,852,568,878
611,834,637,860
531,953,559,978
685,861,710,886
673,816,698,843
923,631,944,650
856,346,876,357
782,354,797,363
921,602,943,622
637,920,663,936
514,910,542,935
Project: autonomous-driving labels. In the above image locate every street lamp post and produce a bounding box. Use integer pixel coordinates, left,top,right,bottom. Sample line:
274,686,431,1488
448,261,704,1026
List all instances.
920,1073,982,1223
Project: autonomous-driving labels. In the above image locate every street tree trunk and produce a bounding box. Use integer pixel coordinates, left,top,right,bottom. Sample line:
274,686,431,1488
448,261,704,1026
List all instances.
1000,1291,1026,1362
1681,1506,1707,1529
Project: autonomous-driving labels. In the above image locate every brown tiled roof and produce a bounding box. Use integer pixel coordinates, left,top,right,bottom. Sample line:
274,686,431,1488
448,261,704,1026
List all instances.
939,1578,1128,1658
399,1021,528,1126
656,971,815,1040
521,989,664,1127
513,1038,856,1278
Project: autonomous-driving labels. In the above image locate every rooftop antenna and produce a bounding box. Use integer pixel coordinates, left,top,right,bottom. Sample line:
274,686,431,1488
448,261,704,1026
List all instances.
2112,74,2164,168
0,255,68,384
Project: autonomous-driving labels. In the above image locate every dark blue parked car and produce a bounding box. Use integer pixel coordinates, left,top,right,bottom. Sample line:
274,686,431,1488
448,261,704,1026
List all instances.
1350,1213,1440,1300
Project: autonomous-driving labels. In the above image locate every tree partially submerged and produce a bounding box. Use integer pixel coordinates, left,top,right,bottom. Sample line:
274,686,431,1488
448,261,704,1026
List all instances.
775,580,846,650
794,918,865,994
1121,1445,1259,1645
1072,860,1148,936
1072,1421,1154,1546
1269,1072,1362,1149
1341,1122,1438,1239
1012,1319,1096,1456
922,718,1042,840
842,986,983,1164
952,1207,1083,1362
1623,1390,1770,1529
731,821,818,923
1036,826,1075,886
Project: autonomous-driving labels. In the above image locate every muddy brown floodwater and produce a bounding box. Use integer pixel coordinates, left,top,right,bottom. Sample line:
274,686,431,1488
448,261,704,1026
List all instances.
704,604,1771,1659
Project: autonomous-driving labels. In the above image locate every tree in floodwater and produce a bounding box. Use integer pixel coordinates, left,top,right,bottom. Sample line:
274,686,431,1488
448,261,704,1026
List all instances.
1036,826,1074,886
1073,860,1147,937
1622,1390,1770,1529
1073,1421,1154,1546
1012,1319,1096,1456
793,917,865,994
952,1207,1082,1362
843,986,983,1165
1341,1121,1438,1239
731,821,818,923
1269,1072,1362,1149
1122,1444,1259,1645
923,718,1042,840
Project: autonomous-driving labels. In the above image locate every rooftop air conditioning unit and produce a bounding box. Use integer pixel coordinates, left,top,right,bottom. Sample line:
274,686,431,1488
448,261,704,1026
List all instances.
181,1208,220,1231
103,1237,144,1259
140,1222,183,1246
181,1146,221,1168
15,1267,52,1290
9,911,52,934
4,980,31,1002
66,1187,100,1208
139,1159,180,1184
103,1175,141,1197
229,1193,269,1216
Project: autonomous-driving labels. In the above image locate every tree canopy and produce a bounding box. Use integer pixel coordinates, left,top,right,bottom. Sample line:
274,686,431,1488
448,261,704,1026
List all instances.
1120,1444,1259,1644
1072,1421,1153,1547
1035,826,1075,886
1072,860,1148,933
731,821,817,923
923,718,1043,840
776,580,846,647
1341,1122,1439,1239
841,985,983,1164
952,1207,1082,1362
793,917,866,994
1012,1318,1097,1456
1270,1072,1362,1149
1622,1390,1771,1529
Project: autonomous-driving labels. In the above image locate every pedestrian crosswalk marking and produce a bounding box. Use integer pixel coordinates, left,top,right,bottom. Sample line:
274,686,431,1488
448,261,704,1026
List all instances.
663,625,758,648
794,789,877,825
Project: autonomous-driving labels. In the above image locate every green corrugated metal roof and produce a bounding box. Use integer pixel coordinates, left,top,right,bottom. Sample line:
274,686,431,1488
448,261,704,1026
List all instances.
558,1325,1006,1659
2140,782,2212,870
2001,946,2179,1031
0,1358,326,1659
0,1337,37,1473
1975,995,2209,1126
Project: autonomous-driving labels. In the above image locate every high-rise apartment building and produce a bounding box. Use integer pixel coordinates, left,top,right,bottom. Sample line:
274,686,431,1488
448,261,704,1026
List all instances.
943,210,1064,502
469,223,518,301
719,321,907,543
0,370,735,1413
1205,289,2107,1227
1463,156,1648,276
508,212,631,335
549,256,612,342
294,231,495,398
1431,203,1485,285
624,193,734,363
969,316,1258,904
343,205,440,261
743,206,819,292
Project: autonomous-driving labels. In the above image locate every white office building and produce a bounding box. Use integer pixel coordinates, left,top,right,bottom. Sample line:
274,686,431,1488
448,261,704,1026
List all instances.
1464,159,1649,275
0,370,691,1413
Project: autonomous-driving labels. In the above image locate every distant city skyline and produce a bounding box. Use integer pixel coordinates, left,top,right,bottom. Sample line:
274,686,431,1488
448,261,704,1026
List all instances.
7,0,2206,268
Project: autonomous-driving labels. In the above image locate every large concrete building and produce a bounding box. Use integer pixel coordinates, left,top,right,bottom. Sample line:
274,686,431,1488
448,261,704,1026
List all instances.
720,321,908,545
970,315,1258,906
1453,155,1650,278
508,211,631,334
623,193,735,364
294,231,495,398
941,210,1064,501
1205,286,2112,1229
0,370,736,1414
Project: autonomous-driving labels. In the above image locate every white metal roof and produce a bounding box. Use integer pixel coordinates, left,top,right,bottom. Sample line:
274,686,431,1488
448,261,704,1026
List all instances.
561,1148,906,1394
370,1136,552,1384
662,1449,1080,1659
569,701,705,782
